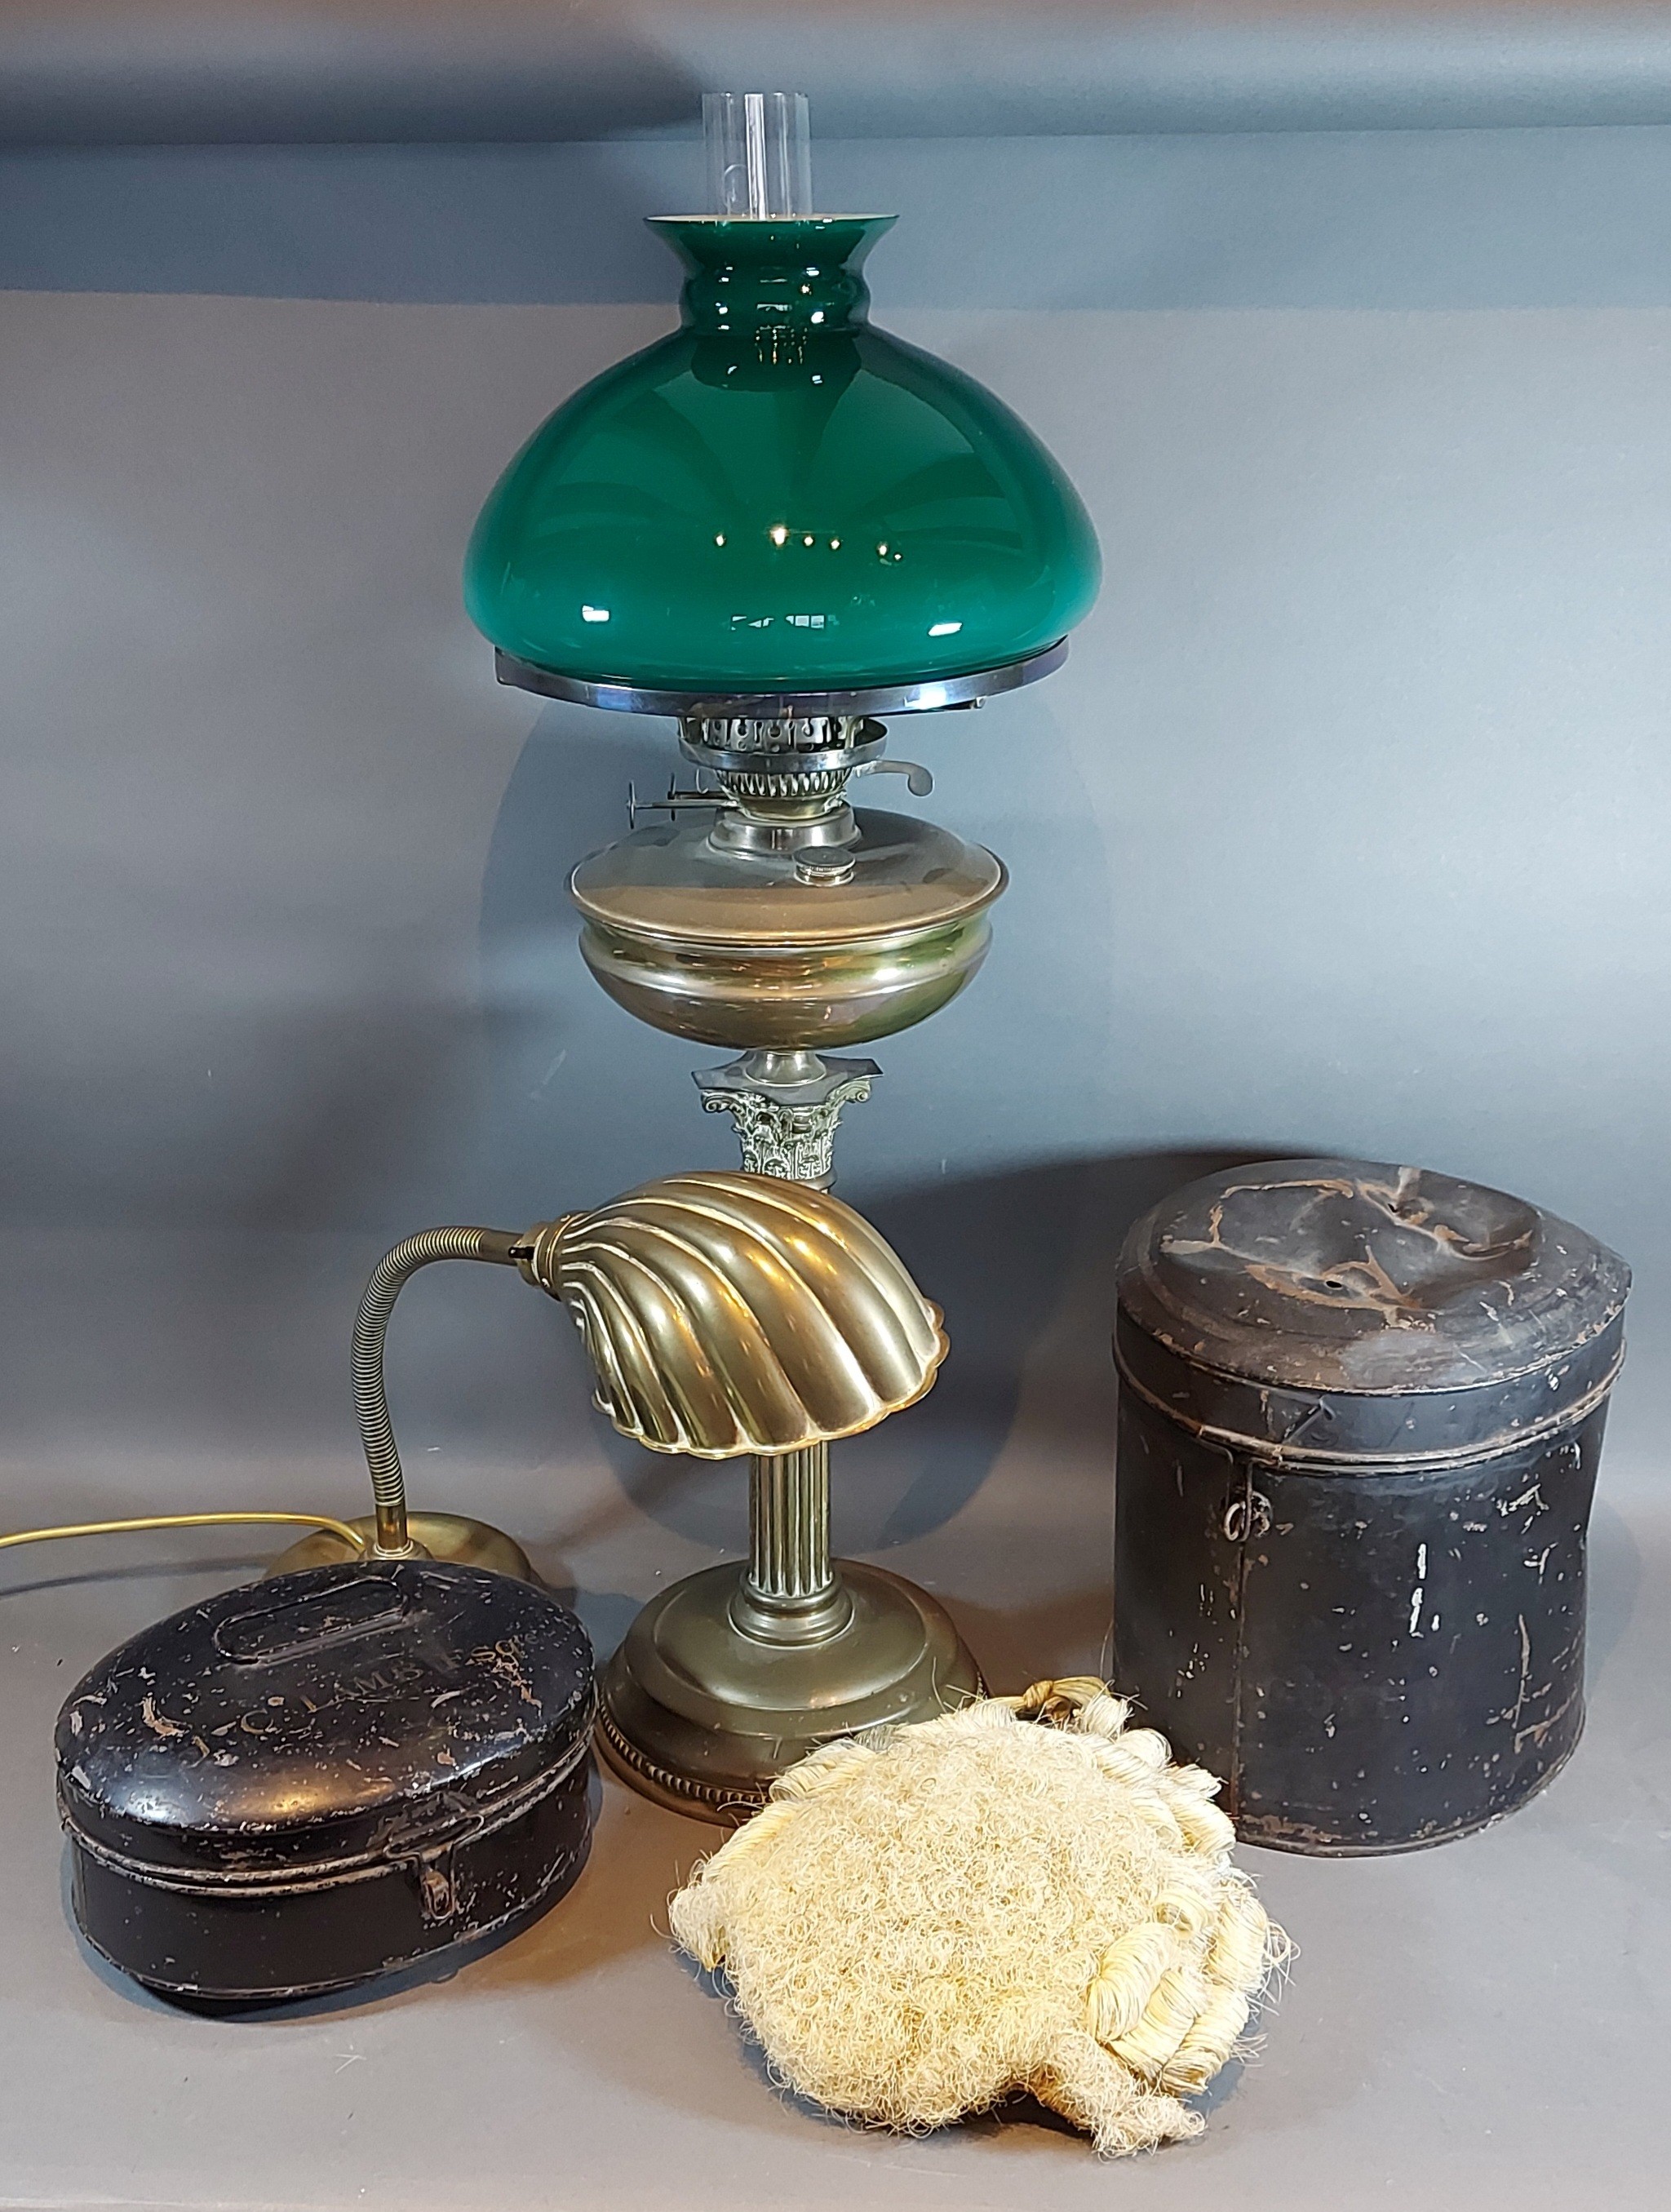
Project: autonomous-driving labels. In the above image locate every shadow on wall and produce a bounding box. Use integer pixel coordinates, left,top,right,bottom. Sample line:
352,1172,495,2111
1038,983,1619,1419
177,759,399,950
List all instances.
475,700,738,1218
840,1148,1279,1553
569,1145,1296,1691
473,703,1289,1597
578,1146,1283,1564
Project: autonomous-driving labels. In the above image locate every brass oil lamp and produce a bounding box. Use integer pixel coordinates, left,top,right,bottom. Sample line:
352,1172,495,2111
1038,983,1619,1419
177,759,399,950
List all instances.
463,94,1101,1815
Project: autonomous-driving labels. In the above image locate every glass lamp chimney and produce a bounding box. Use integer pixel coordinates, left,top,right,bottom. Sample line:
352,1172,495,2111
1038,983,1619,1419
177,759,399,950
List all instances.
703,91,813,218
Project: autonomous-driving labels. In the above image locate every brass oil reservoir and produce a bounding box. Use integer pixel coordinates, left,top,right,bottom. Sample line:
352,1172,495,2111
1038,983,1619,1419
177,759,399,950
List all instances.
570,804,1005,1053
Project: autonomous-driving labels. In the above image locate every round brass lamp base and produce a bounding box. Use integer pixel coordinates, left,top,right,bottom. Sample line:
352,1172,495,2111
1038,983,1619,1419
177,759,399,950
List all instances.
597,1558,982,1822
265,1512,540,1583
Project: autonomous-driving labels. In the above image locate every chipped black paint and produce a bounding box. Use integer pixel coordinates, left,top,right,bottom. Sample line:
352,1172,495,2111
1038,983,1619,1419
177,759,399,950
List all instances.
56,1560,596,1999
1112,1158,1629,1855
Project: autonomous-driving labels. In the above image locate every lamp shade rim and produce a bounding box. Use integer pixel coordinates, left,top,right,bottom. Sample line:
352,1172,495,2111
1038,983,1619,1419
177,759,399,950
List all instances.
492,640,1070,719
646,212,898,226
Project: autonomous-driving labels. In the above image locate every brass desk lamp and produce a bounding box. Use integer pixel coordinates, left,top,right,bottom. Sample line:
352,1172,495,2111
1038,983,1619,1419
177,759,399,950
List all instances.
263,1172,960,1814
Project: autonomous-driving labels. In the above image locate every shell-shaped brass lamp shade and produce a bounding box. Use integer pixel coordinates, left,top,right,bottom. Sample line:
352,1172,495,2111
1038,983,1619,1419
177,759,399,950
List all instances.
516,1172,946,1458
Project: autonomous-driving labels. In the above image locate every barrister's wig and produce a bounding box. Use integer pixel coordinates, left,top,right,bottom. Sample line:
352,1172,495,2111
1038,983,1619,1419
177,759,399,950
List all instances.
672,1680,1290,2156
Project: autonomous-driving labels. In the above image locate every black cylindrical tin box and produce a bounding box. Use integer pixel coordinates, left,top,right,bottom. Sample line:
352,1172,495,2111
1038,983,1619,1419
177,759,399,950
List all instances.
56,1559,596,2001
1113,1159,1629,1854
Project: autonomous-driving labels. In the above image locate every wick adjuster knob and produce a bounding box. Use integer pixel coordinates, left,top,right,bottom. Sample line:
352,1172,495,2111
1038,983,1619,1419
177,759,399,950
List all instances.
793,848,856,885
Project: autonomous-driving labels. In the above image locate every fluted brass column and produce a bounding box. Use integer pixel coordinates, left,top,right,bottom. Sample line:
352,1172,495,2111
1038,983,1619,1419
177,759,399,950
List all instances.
748,1445,832,1601
734,1443,855,1642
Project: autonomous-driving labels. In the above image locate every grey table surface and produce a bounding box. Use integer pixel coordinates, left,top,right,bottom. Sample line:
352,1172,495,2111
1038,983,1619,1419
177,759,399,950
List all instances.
1,1430,1665,2212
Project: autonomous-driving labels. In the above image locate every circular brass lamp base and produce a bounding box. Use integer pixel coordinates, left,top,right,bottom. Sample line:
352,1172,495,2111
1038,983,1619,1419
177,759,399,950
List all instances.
265,1511,540,1583
597,1558,982,1822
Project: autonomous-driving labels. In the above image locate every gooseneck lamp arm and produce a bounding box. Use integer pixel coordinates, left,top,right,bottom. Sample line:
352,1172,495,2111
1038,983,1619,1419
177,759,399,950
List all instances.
351,1226,529,1556
3,1175,943,1612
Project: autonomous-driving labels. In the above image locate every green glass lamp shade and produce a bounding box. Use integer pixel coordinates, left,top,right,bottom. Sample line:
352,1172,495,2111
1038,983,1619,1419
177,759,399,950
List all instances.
463,217,1100,693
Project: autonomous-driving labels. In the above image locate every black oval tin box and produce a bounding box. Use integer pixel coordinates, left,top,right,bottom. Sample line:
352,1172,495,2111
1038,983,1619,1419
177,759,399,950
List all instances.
1114,1158,1629,1854
56,1559,596,2001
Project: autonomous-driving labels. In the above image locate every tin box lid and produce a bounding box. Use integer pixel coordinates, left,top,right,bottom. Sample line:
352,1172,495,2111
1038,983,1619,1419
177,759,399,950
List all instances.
1115,1159,1629,1465
56,1561,595,1880
570,806,1005,947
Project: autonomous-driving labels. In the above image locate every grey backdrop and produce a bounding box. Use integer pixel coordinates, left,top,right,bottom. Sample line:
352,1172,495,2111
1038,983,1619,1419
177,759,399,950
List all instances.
3,122,1668,1507
2,61,1670,2212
